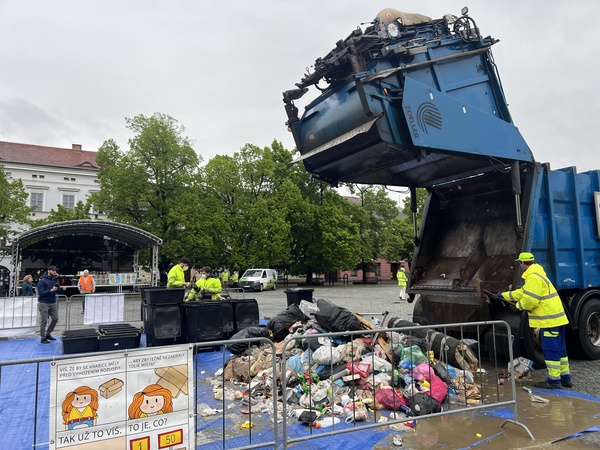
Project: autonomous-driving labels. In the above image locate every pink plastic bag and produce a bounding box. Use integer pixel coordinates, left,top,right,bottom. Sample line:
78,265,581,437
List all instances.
410,363,447,403
375,387,409,410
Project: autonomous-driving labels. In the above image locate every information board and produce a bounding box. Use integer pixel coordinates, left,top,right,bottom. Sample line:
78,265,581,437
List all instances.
50,345,194,449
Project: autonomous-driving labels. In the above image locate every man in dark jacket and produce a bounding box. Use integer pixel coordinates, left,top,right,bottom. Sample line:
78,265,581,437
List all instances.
37,265,64,344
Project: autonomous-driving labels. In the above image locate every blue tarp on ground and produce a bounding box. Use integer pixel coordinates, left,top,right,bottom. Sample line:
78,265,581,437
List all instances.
0,335,393,450
2,335,600,449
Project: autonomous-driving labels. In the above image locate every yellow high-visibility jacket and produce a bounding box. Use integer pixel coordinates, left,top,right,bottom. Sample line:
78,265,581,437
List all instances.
501,263,568,328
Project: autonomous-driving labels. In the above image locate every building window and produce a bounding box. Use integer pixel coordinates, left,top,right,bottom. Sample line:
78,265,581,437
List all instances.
62,194,75,210
64,177,76,181
374,263,381,277
30,192,44,210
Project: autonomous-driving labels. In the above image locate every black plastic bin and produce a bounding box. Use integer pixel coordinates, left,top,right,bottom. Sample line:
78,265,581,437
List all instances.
220,300,235,338
142,302,181,347
284,288,314,307
144,288,185,306
231,298,259,332
62,328,100,354
182,302,223,343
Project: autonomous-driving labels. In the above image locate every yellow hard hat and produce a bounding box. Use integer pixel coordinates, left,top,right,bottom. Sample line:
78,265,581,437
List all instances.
515,252,535,262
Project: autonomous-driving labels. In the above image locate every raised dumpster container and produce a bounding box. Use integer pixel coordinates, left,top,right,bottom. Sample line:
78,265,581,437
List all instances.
284,288,314,307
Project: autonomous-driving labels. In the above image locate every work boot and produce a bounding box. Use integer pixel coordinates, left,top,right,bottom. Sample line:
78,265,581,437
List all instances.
533,381,562,389
45,335,56,341
41,338,50,344
561,377,573,388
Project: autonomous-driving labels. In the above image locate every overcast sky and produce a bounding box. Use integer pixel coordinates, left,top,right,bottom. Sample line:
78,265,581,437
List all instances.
1,0,598,175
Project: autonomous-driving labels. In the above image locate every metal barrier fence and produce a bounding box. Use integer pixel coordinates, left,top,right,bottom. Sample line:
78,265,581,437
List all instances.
0,320,534,449
0,289,248,338
64,293,145,330
0,295,37,331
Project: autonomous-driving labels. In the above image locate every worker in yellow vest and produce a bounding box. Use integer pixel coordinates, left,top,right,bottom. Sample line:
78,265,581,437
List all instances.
500,252,572,389
397,267,408,301
188,266,222,301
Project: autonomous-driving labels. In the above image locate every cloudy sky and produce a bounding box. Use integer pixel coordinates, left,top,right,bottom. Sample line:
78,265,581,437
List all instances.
1,0,598,174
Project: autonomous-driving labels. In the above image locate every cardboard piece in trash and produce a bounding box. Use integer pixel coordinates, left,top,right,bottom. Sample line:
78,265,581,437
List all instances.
99,378,124,399
154,364,188,398
509,357,533,379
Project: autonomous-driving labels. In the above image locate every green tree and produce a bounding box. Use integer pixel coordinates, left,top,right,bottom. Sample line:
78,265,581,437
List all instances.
201,142,291,270
382,187,428,262
91,113,203,269
200,141,362,283
0,164,33,242
348,184,400,283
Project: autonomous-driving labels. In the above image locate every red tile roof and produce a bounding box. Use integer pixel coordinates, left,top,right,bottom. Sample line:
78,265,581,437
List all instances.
0,141,99,171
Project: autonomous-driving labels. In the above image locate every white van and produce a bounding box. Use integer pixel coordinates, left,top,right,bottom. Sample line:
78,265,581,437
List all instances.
239,269,277,292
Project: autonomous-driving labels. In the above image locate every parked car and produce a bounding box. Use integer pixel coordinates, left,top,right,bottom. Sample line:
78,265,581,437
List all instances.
239,269,277,292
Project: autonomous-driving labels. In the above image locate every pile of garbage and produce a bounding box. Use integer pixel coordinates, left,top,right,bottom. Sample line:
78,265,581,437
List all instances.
204,298,484,430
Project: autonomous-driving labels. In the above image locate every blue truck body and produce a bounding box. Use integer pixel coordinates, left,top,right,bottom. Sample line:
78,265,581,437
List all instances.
283,8,600,361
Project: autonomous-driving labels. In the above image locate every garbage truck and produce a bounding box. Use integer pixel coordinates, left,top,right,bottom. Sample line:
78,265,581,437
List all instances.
283,7,600,365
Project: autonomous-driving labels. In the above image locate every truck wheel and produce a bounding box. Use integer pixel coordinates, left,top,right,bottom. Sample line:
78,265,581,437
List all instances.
522,325,545,368
259,283,264,292
272,283,277,290
577,299,600,360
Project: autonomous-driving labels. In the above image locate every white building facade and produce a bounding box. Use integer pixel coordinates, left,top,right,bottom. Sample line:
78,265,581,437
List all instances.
0,141,104,291
1,141,103,231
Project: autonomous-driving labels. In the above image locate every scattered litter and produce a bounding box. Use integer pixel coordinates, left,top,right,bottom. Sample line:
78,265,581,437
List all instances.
392,434,404,446
241,421,254,429
522,386,550,403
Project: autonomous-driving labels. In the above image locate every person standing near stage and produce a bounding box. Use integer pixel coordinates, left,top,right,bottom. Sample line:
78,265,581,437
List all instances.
77,269,96,313
21,274,34,296
37,265,64,344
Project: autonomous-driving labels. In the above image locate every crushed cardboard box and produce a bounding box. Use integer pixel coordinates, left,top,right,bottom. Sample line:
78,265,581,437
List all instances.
155,364,188,398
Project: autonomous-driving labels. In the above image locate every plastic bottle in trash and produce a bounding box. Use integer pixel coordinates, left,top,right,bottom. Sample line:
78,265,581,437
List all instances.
314,417,340,428
331,368,351,382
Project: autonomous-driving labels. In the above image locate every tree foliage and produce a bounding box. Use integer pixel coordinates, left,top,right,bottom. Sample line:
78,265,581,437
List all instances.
90,113,417,280
91,113,202,267
348,184,401,282
0,164,33,241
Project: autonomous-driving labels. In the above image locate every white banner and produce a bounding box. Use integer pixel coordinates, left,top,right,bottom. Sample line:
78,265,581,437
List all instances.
83,293,125,325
